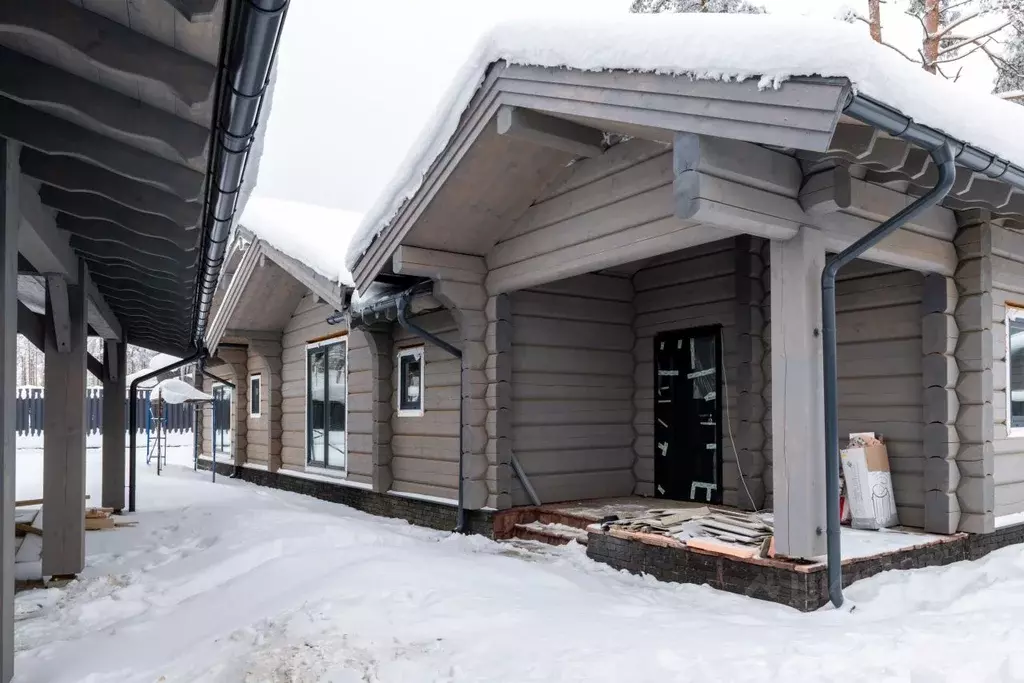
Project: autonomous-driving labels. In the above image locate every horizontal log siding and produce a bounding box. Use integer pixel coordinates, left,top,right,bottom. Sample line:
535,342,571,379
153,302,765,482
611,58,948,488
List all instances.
835,260,926,528
279,292,368,483
992,229,1024,517
631,240,742,502
485,139,719,293
509,274,636,504
390,309,461,501
345,329,374,485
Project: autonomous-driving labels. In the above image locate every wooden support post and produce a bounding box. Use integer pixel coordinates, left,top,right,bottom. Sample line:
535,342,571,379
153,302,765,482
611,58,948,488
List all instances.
42,262,87,577
1,139,21,683
770,226,827,559
101,338,127,511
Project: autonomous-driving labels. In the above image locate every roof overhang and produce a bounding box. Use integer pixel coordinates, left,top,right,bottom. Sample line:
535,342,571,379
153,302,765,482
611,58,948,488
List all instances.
349,63,1024,294
349,64,851,291
205,232,348,353
0,0,288,355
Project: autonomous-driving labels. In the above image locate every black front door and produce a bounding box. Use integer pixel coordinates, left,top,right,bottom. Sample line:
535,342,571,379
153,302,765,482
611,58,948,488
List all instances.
654,326,723,503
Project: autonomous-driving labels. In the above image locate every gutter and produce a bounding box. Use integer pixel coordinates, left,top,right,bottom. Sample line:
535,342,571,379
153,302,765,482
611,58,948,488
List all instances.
818,92,984,609
845,94,1024,191
128,348,206,512
192,0,289,348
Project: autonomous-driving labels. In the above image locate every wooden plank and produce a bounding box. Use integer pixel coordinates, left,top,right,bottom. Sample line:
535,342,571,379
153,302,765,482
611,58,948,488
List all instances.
101,340,126,510
770,225,826,559
45,274,70,352
0,0,217,107
496,105,604,158
487,220,727,295
1,140,17,683
42,259,87,577
0,47,208,167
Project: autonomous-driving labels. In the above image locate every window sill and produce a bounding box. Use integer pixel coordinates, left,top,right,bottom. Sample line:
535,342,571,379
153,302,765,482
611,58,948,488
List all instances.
397,409,424,418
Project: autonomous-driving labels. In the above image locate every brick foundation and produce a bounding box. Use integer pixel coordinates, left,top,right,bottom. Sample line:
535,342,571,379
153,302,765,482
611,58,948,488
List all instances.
197,459,495,537
587,524,1022,611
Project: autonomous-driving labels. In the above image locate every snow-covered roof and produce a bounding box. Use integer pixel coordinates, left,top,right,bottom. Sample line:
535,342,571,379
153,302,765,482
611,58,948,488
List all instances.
344,13,1024,272
152,378,214,404
241,196,362,287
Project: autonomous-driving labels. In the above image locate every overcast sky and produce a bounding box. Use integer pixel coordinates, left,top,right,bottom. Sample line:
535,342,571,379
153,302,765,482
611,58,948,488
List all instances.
253,0,1001,214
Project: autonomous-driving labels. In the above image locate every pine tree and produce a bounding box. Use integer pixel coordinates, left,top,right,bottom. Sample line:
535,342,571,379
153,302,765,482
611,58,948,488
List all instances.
629,0,764,14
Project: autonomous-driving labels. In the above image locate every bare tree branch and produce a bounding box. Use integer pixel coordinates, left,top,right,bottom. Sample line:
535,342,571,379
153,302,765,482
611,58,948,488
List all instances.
998,89,1024,100
933,36,993,63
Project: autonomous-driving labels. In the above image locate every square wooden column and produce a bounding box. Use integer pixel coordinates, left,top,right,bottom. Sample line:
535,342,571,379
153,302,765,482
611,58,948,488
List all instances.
770,226,827,559
42,262,88,577
102,339,127,511
1,139,20,683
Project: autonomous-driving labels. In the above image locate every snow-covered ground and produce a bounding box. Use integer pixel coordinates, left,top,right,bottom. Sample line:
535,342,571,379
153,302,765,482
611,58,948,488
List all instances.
12,452,1024,682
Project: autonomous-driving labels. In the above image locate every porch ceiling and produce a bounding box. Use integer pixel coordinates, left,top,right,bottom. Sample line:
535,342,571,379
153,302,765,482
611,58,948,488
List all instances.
0,0,276,356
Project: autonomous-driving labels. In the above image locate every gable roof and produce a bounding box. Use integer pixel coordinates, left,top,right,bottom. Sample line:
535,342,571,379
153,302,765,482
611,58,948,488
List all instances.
344,13,1024,288
241,196,363,287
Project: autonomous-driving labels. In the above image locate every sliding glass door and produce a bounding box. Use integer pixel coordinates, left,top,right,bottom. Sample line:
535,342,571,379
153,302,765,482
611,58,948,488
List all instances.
307,338,347,469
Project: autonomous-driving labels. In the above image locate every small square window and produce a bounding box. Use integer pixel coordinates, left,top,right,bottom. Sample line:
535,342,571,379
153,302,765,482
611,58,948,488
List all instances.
397,346,424,417
1008,306,1024,432
249,374,262,418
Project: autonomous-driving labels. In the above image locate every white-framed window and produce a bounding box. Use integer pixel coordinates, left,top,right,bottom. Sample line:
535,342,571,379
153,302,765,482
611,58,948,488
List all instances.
306,336,348,470
249,373,262,418
1007,305,1024,434
397,346,425,417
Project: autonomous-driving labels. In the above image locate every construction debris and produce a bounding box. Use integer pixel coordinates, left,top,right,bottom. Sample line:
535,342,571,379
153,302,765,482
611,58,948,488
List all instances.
16,495,89,507
15,523,41,538
601,506,775,557
84,507,136,531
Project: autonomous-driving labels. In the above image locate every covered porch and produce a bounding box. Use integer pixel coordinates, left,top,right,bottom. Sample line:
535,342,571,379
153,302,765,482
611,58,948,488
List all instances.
0,1,289,680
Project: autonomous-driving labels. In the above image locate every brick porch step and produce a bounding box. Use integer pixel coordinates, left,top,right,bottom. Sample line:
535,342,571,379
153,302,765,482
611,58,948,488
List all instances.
512,521,589,546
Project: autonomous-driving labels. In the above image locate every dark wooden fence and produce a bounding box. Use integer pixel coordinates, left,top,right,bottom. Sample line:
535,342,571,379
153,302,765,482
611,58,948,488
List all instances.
15,387,195,437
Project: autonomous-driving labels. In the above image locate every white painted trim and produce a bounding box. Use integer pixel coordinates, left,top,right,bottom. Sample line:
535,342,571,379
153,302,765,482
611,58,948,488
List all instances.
1006,305,1024,438
396,345,425,417
304,336,349,472
248,373,262,418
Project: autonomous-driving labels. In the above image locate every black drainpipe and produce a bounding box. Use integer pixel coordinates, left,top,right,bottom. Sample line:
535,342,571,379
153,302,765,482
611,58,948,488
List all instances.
395,293,468,533
128,347,206,512
192,0,289,348
820,142,955,608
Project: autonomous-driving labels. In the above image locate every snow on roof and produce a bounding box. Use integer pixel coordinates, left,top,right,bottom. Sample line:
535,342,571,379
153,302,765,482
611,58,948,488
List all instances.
241,196,362,287
344,13,1024,273
152,378,213,404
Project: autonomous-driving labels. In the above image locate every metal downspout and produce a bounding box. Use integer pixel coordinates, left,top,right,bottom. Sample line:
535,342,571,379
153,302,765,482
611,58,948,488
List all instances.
128,348,206,512
821,142,955,608
396,294,468,533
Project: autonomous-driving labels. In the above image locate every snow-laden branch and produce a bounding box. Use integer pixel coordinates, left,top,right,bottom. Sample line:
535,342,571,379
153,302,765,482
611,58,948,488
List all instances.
933,37,992,63
934,20,1013,59
930,9,985,40
998,89,1024,100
